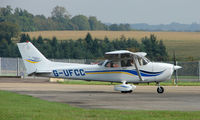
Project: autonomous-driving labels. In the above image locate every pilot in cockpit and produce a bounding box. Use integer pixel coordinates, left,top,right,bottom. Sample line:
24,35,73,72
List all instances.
105,61,119,68
121,59,134,67
126,59,134,66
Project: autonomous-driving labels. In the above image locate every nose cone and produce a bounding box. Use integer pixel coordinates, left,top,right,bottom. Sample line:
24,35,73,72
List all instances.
166,64,181,80
150,62,182,81
174,65,182,70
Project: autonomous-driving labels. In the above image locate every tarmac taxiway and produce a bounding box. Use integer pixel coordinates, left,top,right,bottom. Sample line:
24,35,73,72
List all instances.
0,78,200,111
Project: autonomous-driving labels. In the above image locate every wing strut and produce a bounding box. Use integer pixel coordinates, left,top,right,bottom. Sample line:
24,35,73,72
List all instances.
133,57,143,81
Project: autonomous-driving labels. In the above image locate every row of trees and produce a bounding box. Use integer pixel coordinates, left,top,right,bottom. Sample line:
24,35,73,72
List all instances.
18,33,167,61
0,6,131,31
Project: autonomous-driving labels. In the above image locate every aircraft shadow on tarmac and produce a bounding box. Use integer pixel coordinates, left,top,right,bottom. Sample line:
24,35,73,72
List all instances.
16,90,117,94
16,90,162,95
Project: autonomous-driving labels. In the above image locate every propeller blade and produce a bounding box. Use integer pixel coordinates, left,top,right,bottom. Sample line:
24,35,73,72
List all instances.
173,50,178,85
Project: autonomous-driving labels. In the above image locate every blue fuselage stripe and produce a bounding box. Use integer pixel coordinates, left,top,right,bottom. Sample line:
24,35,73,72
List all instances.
85,69,165,77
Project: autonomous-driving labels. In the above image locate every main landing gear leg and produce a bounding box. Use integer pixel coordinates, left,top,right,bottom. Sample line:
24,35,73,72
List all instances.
156,82,164,94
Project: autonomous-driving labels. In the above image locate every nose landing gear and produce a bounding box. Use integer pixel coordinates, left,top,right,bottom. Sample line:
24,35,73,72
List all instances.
156,82,164,94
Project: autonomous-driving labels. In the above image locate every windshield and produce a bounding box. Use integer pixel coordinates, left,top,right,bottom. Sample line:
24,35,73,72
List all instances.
121,59,134,67
138,57,150,66
104,60,119,68
143,56,150,63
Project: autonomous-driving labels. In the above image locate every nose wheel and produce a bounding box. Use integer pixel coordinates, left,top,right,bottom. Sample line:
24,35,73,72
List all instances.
156,82,164,94
157,86,164,93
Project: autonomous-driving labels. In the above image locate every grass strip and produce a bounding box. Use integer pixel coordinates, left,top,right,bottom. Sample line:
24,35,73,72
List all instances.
1,90,199,120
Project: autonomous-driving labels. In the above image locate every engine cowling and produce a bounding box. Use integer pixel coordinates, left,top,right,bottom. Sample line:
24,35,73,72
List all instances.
114,84,136,93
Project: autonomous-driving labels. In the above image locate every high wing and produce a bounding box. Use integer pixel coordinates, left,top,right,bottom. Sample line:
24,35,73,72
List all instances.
105,50,147,81
105,50,147,59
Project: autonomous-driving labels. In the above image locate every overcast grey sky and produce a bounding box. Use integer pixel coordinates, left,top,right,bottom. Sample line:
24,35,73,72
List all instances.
1,0,200,24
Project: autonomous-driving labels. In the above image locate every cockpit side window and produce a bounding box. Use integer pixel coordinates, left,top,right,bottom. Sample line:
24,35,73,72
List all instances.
105,61,119,68
126,59,134,67
121,59,134,67
98,61,104,66
105,61,111,67
121,60,126,67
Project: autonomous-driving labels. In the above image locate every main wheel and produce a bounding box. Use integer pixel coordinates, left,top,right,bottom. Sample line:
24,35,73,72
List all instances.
128,90,132,93
121,91,126,93
157,86,164,94
121,90,132,93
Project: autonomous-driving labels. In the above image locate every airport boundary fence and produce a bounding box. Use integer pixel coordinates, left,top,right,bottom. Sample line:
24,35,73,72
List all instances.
0,57,200,82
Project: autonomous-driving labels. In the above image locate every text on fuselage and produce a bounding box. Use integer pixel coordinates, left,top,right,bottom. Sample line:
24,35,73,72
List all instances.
53,69,85,77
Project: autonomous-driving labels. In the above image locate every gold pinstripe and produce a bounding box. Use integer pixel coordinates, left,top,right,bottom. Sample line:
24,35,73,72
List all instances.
86,71,135,76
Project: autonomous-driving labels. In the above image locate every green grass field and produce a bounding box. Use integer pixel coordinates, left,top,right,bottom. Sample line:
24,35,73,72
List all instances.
24,31,200,60
0,90,200,120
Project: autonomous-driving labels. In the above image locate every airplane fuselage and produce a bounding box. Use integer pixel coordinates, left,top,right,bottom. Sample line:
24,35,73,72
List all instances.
46,61,174,83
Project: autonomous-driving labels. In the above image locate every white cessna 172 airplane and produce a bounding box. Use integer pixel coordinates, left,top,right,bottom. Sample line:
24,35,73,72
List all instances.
17,42,181,94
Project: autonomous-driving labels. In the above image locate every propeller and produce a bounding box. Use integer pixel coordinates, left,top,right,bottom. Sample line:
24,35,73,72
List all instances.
173,50,178,85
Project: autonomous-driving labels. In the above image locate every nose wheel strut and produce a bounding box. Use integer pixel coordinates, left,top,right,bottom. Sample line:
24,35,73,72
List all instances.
156,82,164,94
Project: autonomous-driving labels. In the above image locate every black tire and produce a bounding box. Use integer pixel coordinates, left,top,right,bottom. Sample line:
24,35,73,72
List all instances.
121,90,132,93
157,86,164,94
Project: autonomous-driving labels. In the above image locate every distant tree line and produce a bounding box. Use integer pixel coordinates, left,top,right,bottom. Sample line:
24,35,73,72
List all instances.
130,22,200,32
19,33,167,61
0,21,168,61
0,6,131,31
